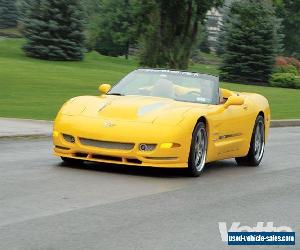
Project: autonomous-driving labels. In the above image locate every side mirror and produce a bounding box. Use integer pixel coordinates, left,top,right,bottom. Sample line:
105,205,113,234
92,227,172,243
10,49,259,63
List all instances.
224,95,244,108
99,84,111,94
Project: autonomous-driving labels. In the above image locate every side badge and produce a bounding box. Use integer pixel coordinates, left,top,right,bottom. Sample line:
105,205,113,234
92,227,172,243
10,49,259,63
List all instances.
103,121,116,128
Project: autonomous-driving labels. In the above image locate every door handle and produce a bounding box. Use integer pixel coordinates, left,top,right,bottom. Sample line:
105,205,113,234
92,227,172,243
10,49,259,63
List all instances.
243,105,248,110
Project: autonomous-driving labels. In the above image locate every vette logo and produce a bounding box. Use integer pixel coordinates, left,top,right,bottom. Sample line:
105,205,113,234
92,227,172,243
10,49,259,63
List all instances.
103,121,115,128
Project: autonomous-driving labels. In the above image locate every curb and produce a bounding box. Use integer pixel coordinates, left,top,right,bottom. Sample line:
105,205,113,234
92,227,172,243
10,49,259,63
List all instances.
0,117,53,124
0,117,52,139
270,119,300,128
0,134,51,140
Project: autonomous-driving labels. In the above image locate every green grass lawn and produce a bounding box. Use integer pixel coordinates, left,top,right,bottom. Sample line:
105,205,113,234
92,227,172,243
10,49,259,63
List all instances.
190,63,220,75
0,39,299,120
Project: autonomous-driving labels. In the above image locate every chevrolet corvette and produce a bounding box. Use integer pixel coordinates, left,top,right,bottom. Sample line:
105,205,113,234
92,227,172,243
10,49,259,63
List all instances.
53,69,270,176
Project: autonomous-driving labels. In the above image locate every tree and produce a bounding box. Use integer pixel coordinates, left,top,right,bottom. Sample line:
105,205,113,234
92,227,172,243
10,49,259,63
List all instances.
220,0,282,84
198,24,210,53
0,0,18,28
17,0,36,23
95,0,137,58
139,0,223,69
216,3,231,56
82,0,103,51
22,0,85,61
275,0,300,58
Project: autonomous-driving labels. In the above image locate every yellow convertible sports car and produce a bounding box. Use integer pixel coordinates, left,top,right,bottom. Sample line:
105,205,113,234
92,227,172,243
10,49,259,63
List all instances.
53,69,270,176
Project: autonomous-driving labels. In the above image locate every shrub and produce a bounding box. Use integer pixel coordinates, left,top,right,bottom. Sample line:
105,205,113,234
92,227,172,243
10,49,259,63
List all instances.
270,73,297,88
275,56,300,74
294,77,300,89
285,57,300,72
273,65,298,75
275,56,288,66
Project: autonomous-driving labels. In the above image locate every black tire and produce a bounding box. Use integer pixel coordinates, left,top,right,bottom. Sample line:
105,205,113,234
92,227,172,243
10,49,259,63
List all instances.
188,122,208,177
235,115,265,166
61,157,83,165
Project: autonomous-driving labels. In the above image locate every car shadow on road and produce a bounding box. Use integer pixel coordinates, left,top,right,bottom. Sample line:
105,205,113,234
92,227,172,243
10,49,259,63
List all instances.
57,159,241,178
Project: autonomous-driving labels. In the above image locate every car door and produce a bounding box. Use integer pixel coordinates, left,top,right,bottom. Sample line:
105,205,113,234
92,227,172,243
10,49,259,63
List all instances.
209,100,252,160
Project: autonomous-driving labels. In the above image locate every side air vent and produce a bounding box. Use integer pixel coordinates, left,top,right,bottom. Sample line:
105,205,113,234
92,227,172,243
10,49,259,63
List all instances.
74,152,88,158
126,158,142,164
63,134,75,143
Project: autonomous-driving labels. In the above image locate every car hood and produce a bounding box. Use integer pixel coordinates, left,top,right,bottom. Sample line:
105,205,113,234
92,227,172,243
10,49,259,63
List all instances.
61,95,212,125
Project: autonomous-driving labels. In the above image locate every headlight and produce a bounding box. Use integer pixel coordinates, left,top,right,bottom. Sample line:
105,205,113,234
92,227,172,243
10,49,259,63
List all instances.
160,143,181,149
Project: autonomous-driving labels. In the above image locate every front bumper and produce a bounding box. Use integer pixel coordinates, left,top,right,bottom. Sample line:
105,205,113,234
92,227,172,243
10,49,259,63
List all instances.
53,115,190,168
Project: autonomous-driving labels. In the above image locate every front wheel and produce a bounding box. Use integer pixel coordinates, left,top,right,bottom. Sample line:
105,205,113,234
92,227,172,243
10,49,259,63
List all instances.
235,115,265,166
188,122,208,177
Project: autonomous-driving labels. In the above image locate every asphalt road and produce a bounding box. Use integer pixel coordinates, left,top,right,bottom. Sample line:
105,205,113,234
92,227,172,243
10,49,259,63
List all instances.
0,127,299,250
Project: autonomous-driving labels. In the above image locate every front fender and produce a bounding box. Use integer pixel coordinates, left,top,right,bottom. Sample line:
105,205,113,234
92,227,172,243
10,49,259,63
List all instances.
56,96,93,117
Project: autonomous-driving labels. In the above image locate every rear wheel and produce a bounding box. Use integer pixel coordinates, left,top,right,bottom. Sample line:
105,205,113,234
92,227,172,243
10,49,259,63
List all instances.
61,157,83,165
235,115,265,166
188,122,207,177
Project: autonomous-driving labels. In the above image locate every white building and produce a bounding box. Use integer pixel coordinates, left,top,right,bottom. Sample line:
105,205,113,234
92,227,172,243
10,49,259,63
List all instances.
206,0,233,51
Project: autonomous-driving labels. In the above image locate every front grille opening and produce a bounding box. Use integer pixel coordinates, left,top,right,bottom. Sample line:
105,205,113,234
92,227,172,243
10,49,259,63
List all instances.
126,158,142,164
79,138,134,150
92,154,122,162
74,152,88,158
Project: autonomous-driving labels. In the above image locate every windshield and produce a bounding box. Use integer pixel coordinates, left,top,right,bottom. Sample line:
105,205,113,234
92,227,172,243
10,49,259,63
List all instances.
109,69,219,104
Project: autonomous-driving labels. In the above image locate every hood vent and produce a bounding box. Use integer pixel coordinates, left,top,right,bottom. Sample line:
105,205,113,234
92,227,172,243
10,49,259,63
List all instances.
137,102,167,116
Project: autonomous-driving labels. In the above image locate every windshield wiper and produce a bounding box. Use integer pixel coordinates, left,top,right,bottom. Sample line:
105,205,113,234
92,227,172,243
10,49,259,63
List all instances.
107,93,124,96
